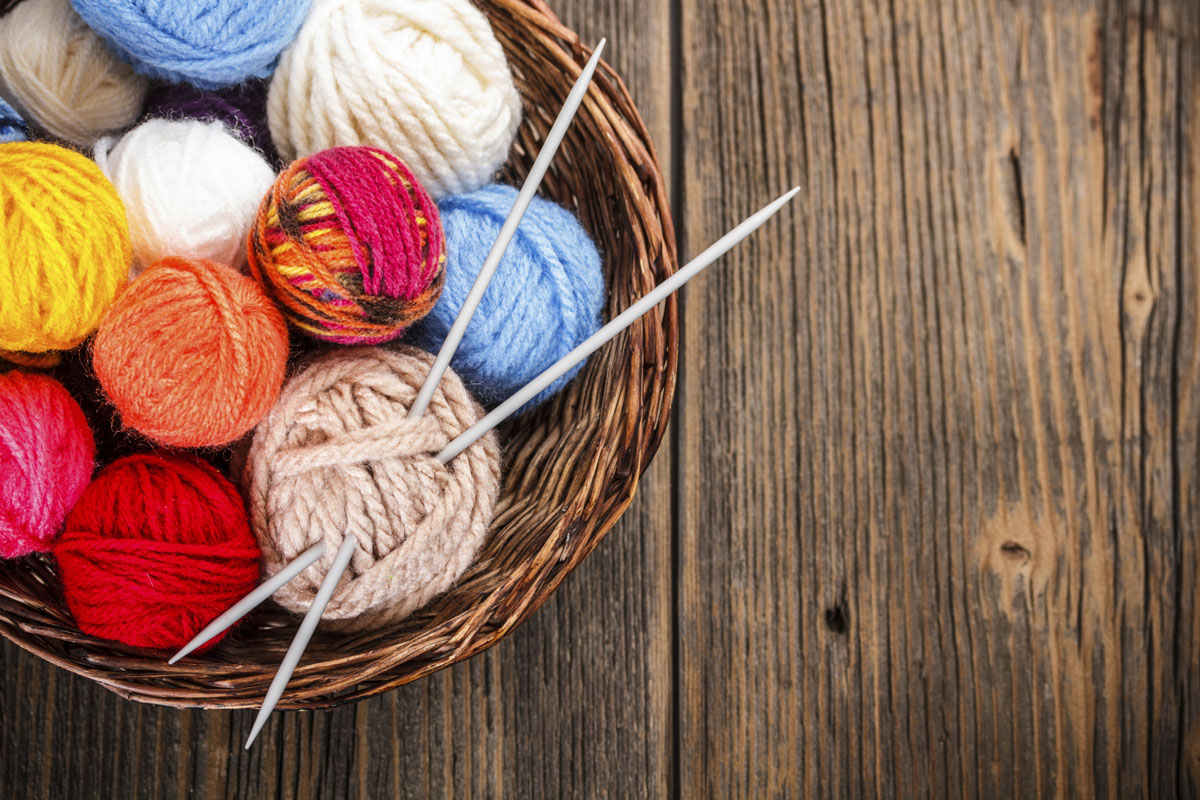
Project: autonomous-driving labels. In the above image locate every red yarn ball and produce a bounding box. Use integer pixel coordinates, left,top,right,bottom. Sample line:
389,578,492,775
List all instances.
53,453,261,652
0,371,95,558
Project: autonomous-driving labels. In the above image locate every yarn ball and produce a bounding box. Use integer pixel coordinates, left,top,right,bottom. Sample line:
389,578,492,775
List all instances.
248,146,445,345
244,346,501,630
269,0,522,198
95,119,277,276
144,80,277,162
410,185,605,409
0,142,131,356
70,0,313,90
0,371,94,558
0,0,148,147
0,97,27,142
54,453,262,652
93,257,289,449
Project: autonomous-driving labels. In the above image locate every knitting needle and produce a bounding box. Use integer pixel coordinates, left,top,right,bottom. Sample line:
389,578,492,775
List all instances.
240,45,611,748
243,185,798,748
167,541,327,665
172,43,609,670
244,532,356,747
438,185,802,461
408,38,607,419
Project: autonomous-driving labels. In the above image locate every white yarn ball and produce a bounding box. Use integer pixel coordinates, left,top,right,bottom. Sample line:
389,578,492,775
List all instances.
0,0,148,147
95,119,277,276
268,0,523,198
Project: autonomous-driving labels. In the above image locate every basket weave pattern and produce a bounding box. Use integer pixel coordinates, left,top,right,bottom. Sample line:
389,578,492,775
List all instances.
0,0,677,708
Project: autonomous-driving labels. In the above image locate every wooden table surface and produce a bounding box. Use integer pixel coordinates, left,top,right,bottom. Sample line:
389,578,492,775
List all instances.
4,0,1200,797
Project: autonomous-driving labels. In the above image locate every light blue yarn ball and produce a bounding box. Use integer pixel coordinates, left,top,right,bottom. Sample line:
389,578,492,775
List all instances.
0,98,26,143
70,0,313,90
409,184,606,412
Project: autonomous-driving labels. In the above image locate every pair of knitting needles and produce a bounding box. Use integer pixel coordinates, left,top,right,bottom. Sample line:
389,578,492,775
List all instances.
169,38,798,748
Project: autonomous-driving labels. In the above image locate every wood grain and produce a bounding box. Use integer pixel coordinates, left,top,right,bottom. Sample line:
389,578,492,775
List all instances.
4,0,1199,797
676,0,1200,796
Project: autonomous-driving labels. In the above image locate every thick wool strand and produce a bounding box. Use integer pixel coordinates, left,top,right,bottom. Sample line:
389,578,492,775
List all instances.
249,146,445,344
71,0,313,90
54,454,262,651
0,371,94,558
0,98,27,143
95,119,277,276
244,346,501,630
0,142,131,356
268,0,522,198
93,257,290,449
411,185,605,409
0,0,148,147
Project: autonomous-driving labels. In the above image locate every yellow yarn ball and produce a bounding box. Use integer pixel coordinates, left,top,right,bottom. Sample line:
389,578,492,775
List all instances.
0,142,131,355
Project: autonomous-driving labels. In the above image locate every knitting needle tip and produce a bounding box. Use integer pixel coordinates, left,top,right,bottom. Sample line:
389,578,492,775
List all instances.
169,540,328,665
244,535,357,749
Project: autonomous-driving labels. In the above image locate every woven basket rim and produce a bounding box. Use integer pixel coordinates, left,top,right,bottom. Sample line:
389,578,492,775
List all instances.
0,0,678,709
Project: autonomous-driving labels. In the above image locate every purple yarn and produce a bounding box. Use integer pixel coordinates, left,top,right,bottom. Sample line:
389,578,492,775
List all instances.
143,81,278,163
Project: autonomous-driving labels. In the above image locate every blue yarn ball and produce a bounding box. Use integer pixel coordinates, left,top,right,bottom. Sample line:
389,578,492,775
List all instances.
409,184,606,412
70,0,313,90
0,98,26,143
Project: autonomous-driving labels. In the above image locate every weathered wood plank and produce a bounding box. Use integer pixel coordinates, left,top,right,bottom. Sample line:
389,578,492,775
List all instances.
676,0,1199,796
0,0,674,796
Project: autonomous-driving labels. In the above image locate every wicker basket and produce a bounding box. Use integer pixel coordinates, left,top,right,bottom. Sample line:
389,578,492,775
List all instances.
0,0,677,708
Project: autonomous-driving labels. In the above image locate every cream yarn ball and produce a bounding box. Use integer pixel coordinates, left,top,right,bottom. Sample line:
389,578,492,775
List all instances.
95,119,277,276
244,346,502,630
0,0,148,147
268,0,523,198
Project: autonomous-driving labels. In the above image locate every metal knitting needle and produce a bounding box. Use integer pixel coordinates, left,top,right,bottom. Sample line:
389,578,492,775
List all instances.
168,541,327,664
172,42,608,670
243,532,356,747
241,44,610,748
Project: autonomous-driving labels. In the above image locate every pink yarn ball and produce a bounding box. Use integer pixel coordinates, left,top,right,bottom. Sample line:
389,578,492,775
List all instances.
0,371,95,558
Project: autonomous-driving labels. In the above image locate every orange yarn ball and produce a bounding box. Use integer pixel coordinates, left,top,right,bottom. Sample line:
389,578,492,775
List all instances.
93,257,289,448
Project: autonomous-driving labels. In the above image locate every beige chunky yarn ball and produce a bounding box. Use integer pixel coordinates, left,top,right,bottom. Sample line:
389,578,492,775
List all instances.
243,346,502,630
267,0,522,198
0,0,148,148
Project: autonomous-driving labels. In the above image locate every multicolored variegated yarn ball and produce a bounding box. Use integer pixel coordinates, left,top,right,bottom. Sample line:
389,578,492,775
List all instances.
248,146,446,345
